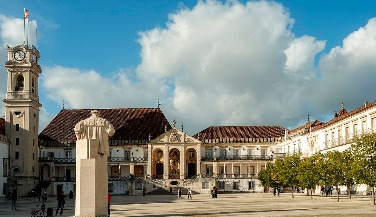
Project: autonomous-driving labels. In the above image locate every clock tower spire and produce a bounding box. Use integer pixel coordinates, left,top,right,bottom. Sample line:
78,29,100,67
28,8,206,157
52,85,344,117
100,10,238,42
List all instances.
3,44,42,195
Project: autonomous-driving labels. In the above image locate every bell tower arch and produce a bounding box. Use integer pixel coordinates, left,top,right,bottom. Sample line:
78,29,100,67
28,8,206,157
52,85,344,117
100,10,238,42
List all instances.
3,45,42,195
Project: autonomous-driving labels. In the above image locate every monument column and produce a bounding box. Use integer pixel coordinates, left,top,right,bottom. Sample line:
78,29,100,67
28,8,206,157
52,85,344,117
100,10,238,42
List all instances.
74,110,115,217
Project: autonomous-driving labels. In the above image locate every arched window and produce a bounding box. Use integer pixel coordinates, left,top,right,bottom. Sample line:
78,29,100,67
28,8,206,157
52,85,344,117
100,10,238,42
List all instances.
15,75,24,91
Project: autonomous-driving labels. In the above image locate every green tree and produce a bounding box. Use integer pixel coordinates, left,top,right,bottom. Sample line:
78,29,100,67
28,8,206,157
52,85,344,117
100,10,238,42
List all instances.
280,154,301,198
351,132,376,205
258,160,283,194
325,150,350,202
297,153,324,200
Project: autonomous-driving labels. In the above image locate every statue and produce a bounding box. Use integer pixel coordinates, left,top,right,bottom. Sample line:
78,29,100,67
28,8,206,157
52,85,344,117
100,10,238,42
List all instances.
74,110,115,156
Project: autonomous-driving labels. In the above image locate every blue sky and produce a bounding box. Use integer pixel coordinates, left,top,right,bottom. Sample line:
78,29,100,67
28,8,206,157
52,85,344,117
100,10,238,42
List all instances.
1,0,376,135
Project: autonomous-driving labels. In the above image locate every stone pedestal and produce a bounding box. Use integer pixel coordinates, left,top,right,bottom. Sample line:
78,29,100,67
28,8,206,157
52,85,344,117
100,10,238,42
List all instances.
75,139,108,217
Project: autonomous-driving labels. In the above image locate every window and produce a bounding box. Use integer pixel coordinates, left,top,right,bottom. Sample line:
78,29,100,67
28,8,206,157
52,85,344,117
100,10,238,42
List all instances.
3,159,8,177
202,182,209,189
354,124,358,136
217,181,225,189
205,149,212,157
108,182,114,193
219,166,225,175
233,181,239,190
15,124,19,131
32,77,35,93
135,182,143,190
247,149,253,156
206,166,213,176
15,152,19,160
16,138,19,145
15,75,24,91
234,166,240,175
65,151,72,158
248,181,255,190
261,149,267,156
189,151,195,158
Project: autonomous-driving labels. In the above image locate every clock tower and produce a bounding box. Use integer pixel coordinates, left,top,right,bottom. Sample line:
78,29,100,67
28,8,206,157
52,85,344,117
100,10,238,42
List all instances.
3,45,41,195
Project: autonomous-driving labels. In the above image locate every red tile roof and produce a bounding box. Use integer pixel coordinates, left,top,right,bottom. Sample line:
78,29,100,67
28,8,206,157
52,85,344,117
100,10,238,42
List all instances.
289,120,325,135
0,118,5,136
39,108,171,147
193,126,286,143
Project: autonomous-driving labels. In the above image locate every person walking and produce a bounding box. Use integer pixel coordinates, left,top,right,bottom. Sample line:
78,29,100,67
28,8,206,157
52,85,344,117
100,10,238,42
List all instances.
11,188,17,210
55,191,66,216
188,188,192,199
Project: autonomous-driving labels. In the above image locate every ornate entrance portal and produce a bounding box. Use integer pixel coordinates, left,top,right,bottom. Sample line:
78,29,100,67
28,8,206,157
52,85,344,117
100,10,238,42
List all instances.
169,148,180,179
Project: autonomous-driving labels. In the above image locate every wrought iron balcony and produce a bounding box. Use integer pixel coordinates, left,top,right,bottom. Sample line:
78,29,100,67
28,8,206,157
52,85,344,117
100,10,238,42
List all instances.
201,155,273,161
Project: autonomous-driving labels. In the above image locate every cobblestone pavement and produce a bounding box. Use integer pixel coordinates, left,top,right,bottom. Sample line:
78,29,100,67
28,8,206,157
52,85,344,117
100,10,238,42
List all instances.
0,192,376,216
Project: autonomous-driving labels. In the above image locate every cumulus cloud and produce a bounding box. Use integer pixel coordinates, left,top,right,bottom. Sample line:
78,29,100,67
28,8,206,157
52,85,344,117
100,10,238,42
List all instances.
316,18,376,113
137,0,325,132
2,0,376,135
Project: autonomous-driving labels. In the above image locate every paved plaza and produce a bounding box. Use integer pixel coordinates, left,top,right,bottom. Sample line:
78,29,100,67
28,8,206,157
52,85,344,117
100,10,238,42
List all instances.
0,192,375,216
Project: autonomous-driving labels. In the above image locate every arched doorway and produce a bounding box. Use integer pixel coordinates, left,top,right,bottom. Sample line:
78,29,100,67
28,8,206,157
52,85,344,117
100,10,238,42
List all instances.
153,149,164,179
169,148,180,179
186,148,197,179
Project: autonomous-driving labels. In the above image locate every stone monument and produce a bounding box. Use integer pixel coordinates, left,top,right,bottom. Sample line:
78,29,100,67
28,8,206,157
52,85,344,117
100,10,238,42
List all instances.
74,110,115,217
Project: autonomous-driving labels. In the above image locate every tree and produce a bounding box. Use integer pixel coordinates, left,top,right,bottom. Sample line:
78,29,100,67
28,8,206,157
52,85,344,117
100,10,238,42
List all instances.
297,153,325,200
258,160,283,194
325,150,350,202
279,153,301,198
351,132,376,205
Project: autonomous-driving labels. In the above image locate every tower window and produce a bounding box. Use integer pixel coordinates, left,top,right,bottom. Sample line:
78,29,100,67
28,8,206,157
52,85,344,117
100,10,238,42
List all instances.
15,75,24,91
15,152,19,159
16,124,19,131
16,138,19,145
32,77,35,93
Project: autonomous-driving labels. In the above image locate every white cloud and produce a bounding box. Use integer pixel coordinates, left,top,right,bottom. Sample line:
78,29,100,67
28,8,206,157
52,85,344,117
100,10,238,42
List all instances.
137,0,325,132
3,1,376,135
316,18,376,113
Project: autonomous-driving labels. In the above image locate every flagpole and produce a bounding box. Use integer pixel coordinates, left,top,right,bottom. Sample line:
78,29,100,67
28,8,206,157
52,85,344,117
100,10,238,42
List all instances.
27,19,29,47
23,8,26,45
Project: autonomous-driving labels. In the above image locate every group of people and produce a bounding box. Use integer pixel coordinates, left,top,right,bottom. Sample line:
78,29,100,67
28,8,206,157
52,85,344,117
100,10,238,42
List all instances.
321,185,333,196
177,188,193,199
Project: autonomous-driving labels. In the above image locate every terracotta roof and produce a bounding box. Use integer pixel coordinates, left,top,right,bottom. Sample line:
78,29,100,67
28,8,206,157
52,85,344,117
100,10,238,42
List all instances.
289,120,325,135
0,118,5,136
193,126,286,142
39,108,171,147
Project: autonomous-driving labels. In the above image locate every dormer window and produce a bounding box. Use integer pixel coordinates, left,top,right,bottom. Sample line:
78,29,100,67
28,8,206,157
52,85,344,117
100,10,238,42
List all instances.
15,75,24,91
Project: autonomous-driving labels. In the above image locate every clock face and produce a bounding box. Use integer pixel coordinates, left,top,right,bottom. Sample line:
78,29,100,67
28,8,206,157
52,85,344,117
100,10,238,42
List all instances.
14,50,25,61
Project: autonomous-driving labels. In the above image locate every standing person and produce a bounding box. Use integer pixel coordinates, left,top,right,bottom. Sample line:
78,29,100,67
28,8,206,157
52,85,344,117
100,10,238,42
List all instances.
42,189,47,202
108,192,111,216
143,187,146,196
55,191,66,216
169,187,172,195
11,188,17,210
177,188,182,199
188,188,192,199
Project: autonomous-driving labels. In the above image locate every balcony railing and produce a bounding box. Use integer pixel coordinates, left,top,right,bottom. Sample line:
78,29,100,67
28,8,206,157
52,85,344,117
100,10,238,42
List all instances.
201,155,273,161
108,157,147,163
38,157,76,164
